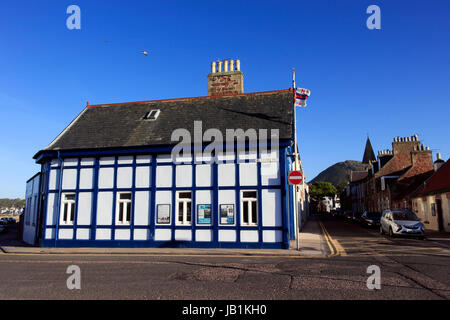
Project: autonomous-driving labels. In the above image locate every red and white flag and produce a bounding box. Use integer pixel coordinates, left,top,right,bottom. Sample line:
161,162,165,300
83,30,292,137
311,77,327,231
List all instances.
294,88,311,107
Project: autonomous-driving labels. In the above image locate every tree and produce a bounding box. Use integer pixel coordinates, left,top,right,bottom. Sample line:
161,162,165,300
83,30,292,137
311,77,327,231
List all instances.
309,181,337,200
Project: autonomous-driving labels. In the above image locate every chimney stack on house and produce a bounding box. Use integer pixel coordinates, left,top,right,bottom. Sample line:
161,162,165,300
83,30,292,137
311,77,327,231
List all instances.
434,153,445,171
208,59,244,96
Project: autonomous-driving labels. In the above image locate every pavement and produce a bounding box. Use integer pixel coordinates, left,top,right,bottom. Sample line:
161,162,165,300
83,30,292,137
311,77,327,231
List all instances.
1,215,449,299
0,218,328,257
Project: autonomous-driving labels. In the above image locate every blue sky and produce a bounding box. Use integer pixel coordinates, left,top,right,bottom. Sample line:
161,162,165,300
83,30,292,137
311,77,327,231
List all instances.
0,0,449,198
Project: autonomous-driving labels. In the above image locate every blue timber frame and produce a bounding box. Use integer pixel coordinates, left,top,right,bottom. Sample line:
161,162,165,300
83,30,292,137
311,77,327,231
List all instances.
38,143,294,249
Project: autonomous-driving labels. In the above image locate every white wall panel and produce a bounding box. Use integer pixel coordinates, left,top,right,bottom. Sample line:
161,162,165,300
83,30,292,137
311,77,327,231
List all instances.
176,165,192,187
96,228,111,240
58,229,73,240
134,191,149,226
219,230,236,242
135,166,150,188
196,164,212,187
45,228,55,239
175,229,192,241
98,167,114,189
80,158,95,166
156,154,172,163
117,166,132,188
134,229,148,240
218,190,235,206
263,230,282,243
99,157,115,165
154,228,171,241
136,155,151,164
49,169,58,190
218,163,235,186
117,156,133,164
239,163,258,186
115,229,130,240
156,165,172,187
77,192,92,225
62,169,77,190
261,162,280,185
196,230,212,242
46,193,56,225
64,158,78,166
96,192,113,225
79,168,93,189
262,189,282,227
76,228,90,240
241,230,258,242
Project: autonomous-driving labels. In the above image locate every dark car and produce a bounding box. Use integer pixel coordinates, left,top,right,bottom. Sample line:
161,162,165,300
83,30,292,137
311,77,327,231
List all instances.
6,217,16,224
0,224,6,234
0,218,8,226
360,211,382,228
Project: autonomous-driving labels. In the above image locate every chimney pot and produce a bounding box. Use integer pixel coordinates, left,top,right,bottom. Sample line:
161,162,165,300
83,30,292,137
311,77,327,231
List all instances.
218,61,223,73
437,153,441,160
230,59,235,71
224,60,229,72
236,59,241,71
211,62,216,73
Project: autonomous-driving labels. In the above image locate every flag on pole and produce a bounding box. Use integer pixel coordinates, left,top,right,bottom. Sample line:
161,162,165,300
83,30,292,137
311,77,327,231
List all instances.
294,88,311,107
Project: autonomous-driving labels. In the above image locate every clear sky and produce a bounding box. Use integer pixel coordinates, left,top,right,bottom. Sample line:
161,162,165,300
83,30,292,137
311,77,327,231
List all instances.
1,0,449,198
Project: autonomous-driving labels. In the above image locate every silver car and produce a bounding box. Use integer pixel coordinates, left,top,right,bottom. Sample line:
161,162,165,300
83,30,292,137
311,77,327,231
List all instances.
380,209,425,239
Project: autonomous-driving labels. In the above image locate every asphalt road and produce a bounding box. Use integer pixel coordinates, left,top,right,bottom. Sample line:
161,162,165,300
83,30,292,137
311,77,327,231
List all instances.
0,216,449,300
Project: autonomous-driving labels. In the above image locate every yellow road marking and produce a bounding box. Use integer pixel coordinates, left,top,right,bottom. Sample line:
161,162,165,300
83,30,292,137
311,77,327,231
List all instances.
319,220,348,257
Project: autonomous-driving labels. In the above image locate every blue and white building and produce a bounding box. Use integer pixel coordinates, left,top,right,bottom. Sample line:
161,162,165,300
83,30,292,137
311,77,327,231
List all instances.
23,60,307,249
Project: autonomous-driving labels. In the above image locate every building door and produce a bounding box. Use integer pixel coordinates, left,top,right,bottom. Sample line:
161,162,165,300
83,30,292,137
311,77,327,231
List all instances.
436,199,444,232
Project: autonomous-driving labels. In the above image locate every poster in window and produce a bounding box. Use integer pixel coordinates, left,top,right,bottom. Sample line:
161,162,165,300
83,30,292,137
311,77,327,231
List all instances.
431,203,436,216
220,204,234,224
157,204,170,224
197,204,211,224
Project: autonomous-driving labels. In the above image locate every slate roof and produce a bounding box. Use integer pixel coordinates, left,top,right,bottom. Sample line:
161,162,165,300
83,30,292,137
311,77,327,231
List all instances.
36,89,294,158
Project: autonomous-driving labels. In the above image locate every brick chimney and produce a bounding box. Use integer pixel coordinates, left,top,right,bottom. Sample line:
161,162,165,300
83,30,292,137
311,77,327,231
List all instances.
208,59,244,96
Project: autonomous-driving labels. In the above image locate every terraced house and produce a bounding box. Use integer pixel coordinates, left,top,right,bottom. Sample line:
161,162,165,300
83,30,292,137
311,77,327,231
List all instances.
23,60,308,249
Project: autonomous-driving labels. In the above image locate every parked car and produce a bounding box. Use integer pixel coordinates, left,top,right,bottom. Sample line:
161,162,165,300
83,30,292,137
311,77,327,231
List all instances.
344,211,360,223
0,225,6,233
0,218,8,226
380,209,425,239
6,217,16,224
360,211,382,228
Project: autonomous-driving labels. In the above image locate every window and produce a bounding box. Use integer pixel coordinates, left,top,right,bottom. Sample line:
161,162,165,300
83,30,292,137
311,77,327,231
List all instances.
143,109,160,121
241,191,258,226
117,192,132,225
176,191,192,225
61,193,75,225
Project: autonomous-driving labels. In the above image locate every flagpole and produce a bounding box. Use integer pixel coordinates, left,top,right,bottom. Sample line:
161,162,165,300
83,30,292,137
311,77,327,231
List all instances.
292,68,301,251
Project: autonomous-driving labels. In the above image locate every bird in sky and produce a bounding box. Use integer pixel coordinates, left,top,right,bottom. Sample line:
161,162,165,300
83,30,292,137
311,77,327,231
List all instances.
141,50,149,56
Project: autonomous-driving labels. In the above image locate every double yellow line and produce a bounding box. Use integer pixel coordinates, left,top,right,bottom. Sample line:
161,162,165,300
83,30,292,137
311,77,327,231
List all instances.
318,220,347,257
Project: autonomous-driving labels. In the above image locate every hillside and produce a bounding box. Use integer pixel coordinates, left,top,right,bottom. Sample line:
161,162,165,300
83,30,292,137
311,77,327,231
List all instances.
309,160,368,186
0,198,25,208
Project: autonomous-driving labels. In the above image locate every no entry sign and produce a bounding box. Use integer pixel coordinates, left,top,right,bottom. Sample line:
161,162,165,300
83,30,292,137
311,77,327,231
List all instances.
288,171,303,185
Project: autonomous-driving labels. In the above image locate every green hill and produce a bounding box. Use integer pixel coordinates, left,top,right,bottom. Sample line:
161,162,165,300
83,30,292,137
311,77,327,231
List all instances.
0,198,25,208
309,160,368,186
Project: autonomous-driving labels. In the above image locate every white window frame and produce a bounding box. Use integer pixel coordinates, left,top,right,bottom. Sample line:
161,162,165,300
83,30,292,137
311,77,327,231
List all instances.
176,191,192,226
116,192,132,225
241,190,258,226
61,193,76,225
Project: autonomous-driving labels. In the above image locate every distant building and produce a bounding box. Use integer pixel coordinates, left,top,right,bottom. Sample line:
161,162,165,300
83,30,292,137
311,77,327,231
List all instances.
411,155,450,232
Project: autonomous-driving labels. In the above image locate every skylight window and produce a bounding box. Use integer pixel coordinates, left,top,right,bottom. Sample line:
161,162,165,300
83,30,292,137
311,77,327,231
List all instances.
144,109,160,121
